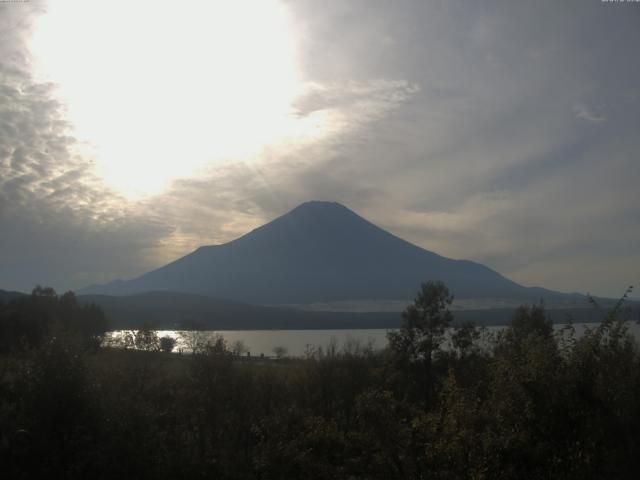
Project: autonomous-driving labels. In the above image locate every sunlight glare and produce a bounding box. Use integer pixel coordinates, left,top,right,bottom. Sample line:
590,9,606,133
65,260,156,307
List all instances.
30,0,320,197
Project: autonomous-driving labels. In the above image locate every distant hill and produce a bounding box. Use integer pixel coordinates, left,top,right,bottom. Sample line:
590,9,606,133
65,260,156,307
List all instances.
79,201,579,305
78,291,401,330
78,291,617,330
1,288,631,330
0,289,26,304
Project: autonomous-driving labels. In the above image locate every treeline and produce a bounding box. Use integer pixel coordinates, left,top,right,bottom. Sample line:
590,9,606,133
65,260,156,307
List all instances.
1,282,639,479
0,286,108,352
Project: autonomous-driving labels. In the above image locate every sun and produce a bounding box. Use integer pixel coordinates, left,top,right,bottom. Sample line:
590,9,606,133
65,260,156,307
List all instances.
29,0,318,198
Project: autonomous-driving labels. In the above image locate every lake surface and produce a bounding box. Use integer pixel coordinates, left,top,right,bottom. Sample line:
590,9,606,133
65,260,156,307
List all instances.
108,322,640,357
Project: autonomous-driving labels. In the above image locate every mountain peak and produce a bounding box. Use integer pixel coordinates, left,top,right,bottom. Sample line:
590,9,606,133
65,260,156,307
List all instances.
295,200,343,207
288,201,352,216
245,200,379,244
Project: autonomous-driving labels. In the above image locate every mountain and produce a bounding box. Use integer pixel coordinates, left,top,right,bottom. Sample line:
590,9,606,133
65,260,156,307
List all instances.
79,201,574,304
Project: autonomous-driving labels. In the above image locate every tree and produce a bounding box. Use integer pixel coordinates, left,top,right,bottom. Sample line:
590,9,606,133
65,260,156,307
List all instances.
272,345,288,359
205,333,229,356
387,280,453,408
451,321,480,358
388,280,453,363
159,336,177,353
510,303,552,342
177,330,209,354
59,291,108,348
0,286,108,352
231,339,249,356
134,325,159,351
177,320,209,354
31,285,57,299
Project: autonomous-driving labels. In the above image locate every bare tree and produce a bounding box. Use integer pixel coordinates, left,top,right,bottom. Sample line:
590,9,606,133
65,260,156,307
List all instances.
231,339,249,356
272,345,287,359
177,330,209,355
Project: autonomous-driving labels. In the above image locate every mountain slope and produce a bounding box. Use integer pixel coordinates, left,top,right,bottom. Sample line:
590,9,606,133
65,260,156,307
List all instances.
79,201,570,304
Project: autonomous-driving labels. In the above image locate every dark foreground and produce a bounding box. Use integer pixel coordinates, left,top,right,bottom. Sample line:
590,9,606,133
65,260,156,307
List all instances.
1,285,640,479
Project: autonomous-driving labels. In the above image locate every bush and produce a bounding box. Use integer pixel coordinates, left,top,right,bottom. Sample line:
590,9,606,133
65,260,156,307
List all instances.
159,336,177,353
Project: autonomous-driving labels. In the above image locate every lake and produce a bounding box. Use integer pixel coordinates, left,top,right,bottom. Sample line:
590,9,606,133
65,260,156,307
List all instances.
108,322,640,357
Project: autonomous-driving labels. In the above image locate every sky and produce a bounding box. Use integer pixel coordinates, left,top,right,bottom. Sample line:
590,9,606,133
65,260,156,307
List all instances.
0,0,638,298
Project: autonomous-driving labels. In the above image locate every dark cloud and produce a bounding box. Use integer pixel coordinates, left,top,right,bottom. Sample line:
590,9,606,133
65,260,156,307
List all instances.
277,0,640,297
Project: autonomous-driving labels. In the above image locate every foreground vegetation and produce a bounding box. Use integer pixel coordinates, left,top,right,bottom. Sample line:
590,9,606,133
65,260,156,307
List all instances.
1,283,639,479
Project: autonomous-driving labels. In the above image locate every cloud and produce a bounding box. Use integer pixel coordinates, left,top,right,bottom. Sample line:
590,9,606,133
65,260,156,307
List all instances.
270,0,640,297
574,104,606,123
0,3,174,292
0,0,638,298
293,79,419,119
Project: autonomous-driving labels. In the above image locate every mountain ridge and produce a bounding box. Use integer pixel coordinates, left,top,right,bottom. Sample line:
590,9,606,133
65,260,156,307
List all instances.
78,201,576,304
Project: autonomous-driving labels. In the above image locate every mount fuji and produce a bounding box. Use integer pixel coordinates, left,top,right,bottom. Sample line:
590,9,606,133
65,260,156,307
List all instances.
79,201,571,305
